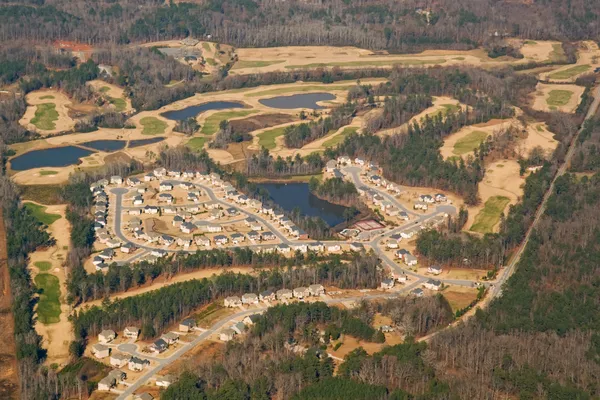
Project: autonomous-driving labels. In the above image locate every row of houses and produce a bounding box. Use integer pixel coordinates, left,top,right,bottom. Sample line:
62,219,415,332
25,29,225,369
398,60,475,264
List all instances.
224,284,326,308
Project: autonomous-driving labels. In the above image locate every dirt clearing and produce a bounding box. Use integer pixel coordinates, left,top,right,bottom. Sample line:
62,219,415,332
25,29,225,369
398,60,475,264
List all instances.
442,286,480,313
530,83,585,113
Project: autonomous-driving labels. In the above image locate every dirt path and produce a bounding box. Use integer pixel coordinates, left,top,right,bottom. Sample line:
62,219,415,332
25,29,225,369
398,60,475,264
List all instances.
0,209,20,399
28,204,73,367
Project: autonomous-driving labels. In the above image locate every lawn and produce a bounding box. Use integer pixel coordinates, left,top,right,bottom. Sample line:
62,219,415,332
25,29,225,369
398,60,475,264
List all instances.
31,103,59,130
231,60,285,70
35,273,61,324
246,85,353,97
285,58,446,69
452,130,489,155
35,261,52,272
109,97,127,112
40,95,55,100
39,170,58,176
24,202,61,225
546,90,573,107
202,42,211,52
470,196,510,233
323,127,358,148
524,40,538,45
257,126,286,149
200,109,258,135
140,117,168,135
548,64,590,80
186,137,206,151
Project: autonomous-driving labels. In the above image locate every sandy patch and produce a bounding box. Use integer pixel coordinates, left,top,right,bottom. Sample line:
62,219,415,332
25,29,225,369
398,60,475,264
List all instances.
513,40,563,62
516,123,559,158
530,82,585,113
87,80,133,113
440,119,518,159
19,90,76,135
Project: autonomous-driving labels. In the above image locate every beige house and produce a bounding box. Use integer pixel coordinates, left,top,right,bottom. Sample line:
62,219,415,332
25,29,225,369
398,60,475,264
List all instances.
98,329,116,343
92,343,110,359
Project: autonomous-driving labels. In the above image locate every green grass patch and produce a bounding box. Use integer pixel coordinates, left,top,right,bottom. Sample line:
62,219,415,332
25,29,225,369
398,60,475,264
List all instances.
35,273,61,324
536,124,544,132
452,130,489,155
200,109,258,135
546,90,573,107
186,137,206,151
202,42,211,52
24,202,61,225
323,127,358,148
453,57,465,61
140,117,167,135
231,60,285,70
31,103,59,130
548,64,590,80
258,127,286,150
524,40,538,45
99,86,110,93
35,261,52,272
470,196,511,233
246,85,352,97
39,170,58,176
205,58,217,66
109,97,127,112
285,58,446,69
40,95,55,100
441,104,460,113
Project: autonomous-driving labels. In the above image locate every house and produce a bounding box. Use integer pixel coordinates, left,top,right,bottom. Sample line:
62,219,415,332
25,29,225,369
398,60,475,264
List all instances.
325,159,337,172
434,193,447,202
327,244,341,252
308,242,324,252
396,274,408,283
249,199,262,209
98,329,116,343
354,157,365,166
99,248,115,260
161,332,179,345
259,289,276,302
220,328,236,342
224,296,242,307
309,284,325,296
399,211,409,221
135,393,154,400
381,278,395,289
110,353,130,368
159,182,173,191
230,233,245,244
176,237,192,248
261,231,276,241
420,194,435,203
214,234,228,245
337,155,351,164
231,321,246,335
172,215,184,227
98,376,116,391
195,236,211,247
180,222,195,234
276,288,293,300
291,243,308,253
428,265,443,275
225,207,238,217
164,206,177,215
129,357,150,372
386,240,399,249
242,293,259,305
187,204,200,213
154,167,166,177
121,242,135,254
156,375,175,388
158,193,173,203
161,235,175,246
209,209,224,220
249,222,263,231
207,224,222,233
92,343,110,359
151,249,168,258
93,256,105,267
414,201,428,210
144,172,156,182
144,205,159,214
405,254,418,266
179,182,194,190
150,339,168,354
127,177,141,186
424,279,442,291
411,288,424,297
179,319,196,332
247,230,260,242
124,326,139,339
133,195,144,206
243,314,261,326
110,175,123,185
205,201,220,210
167,169,181,177
350,243,364,251
293,287,310,299
277,243,291,253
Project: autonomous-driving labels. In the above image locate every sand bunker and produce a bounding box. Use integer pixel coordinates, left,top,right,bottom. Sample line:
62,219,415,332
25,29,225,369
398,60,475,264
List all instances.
530,83,585,113
19,90,76,135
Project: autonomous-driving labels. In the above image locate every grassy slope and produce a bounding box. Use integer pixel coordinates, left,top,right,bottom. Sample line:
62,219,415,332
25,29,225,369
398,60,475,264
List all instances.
257,126,286,149
140,117,168,135
34,273,61,324
470,196,510,233
453,130,489,155
24,202,61,225
31,103,59,130
548,64,590,80
200,110,258,135
323,127,358,148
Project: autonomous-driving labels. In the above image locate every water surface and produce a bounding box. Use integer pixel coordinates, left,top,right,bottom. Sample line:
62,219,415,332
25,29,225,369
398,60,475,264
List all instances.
258,182,348,227
81,140,127,152
258,93,336,110
128,137,165,148
161,101,244,120
10,146,95,171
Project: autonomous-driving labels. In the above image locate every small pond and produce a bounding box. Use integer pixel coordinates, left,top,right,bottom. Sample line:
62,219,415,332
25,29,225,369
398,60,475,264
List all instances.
258,182,348,227
10,146,95,171
258,93,336,110
161,101,245,121
81,140,127,152
128,137,165,148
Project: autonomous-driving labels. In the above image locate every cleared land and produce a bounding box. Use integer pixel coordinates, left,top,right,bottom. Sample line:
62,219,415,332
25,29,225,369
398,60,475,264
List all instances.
531,83,584,113
31,103,59,130
257,126,286,149
201,110,258,135
453,130,489,155
34,273,61,324
443,287,480,312
231,60,285,69
286,58,446,69
470,196,511,233
24,202,61,225
140,117,168,135
323,126,357,148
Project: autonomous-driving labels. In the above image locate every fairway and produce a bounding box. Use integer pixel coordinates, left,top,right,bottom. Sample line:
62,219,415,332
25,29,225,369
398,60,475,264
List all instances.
140,117,168,135
99,86,110,93
39,170,58,176
232,60,284,69
40,95,55,100
470,196,510,233
187,137,206,151
548,64,590,80
201,110,258,135
35,261,52,272
35,273,61,324
285,58,446,69
257,127,286,149
453,130,488,155
323,127,357,148
546,90,573,107
24,202,61,225
109,97,127,112
31,103,59,130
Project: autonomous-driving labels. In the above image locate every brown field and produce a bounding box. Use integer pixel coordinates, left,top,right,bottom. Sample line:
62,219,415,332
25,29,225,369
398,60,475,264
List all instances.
162,340,224,376
442,286,480,312
229,113,296,133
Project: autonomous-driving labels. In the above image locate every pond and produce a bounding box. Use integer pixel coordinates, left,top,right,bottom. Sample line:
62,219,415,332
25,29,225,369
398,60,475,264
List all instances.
258,182,349,227
258,93,336,110
10,146,95,171
161,101,245,121
81,140,127,152
128,137,165,148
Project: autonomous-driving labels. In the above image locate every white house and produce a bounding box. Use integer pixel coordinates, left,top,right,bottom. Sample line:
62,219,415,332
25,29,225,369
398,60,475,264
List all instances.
158,193,173,203
405,254,418,266
381,278,395,290
259,290,276,302
92,343,110,359
156,375,175,388
427,265,443,275
159,182,174,192
276,288,293,300
242,293,259,305
98,329,116,343
110,175,123,185
424,279,442,291
224,296,241,308
309,284,325,296
327,244,341,252
129,357,150,371
220,329,236,342
124,326,139,340
110,353,130,368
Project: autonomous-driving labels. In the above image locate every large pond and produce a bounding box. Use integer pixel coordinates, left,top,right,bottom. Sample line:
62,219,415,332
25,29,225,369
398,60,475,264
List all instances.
258,93,336,110
128,137,165,148
258,182,348,227
161,101,245,121
10,146,95,171
81,140,127,152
